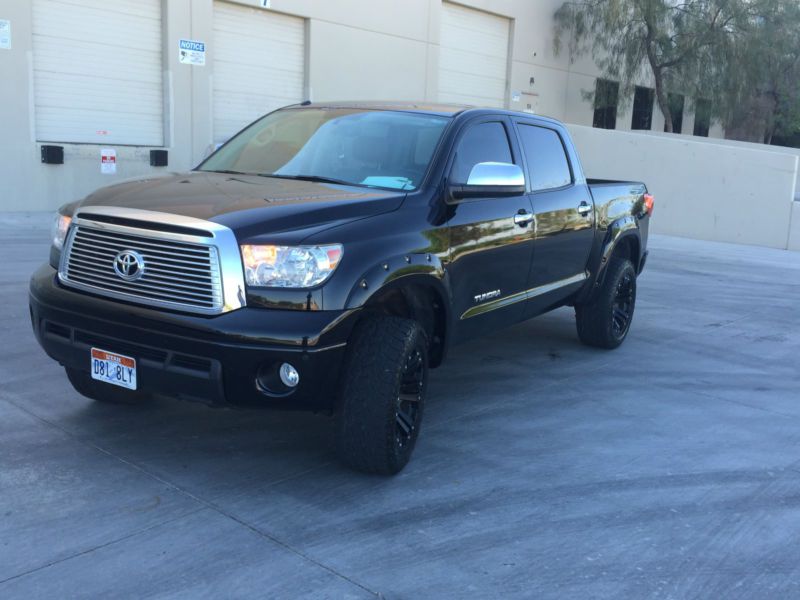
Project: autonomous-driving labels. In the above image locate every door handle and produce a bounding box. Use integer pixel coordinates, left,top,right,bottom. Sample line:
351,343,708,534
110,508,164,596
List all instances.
577,201,592,216
514,210,534,227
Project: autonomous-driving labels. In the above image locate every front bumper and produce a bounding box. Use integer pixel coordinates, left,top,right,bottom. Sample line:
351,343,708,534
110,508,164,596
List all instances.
29,265,357,410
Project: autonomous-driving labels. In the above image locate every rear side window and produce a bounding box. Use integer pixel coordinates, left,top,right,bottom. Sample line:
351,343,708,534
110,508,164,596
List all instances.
517,124,572,191
451,122,513,183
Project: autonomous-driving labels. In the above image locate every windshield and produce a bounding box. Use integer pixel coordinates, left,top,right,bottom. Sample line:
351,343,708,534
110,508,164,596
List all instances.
198,108,451,191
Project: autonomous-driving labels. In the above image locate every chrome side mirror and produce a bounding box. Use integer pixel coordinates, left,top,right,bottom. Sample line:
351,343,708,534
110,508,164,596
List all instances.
449,162,526,201
466,162,525,187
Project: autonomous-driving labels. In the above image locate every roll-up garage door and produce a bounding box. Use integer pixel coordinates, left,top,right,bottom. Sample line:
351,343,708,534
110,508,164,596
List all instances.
213,2,305,142
438,2,510,108
32,0,164,146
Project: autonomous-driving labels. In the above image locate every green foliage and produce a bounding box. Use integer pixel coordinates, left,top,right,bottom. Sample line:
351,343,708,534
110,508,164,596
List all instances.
553,0,800,142
700,0,800,143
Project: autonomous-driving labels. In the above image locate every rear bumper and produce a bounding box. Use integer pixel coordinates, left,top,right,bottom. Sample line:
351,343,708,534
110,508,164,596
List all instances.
29,265,357,410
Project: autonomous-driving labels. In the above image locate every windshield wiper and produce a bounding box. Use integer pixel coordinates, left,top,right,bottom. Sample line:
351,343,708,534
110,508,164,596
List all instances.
206,169,251,176
259,173,363,187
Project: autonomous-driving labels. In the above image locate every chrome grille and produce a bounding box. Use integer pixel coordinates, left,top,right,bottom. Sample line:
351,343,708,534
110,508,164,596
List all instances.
61,225,224,314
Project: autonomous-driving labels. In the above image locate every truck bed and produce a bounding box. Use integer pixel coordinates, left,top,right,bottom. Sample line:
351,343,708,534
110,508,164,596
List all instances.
586,178,646,188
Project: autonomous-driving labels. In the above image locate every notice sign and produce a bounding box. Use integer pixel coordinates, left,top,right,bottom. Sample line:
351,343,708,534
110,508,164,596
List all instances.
101,148,117,174
179,39,205,66
0,20,10,50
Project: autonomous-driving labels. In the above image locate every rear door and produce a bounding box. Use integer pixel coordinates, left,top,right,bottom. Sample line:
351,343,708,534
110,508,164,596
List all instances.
512,120,595,314
446,117,535,342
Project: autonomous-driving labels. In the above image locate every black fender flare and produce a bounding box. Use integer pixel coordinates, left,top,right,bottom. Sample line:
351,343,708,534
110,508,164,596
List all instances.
601,216,640,269
577,216,641,304
344,252,454,365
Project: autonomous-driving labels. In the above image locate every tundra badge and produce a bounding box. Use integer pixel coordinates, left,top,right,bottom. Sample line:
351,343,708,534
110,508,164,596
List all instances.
474,290,501,303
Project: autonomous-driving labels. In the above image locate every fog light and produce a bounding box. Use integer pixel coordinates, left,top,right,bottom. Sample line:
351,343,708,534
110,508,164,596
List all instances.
279,363,300,388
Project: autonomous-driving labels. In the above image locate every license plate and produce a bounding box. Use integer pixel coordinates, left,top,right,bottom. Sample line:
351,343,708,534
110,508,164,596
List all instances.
90,348,137,390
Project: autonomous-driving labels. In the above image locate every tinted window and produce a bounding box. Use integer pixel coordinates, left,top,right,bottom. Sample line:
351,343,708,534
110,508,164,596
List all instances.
517,125,572,191
593,79,618,130
693,98,711,137
664,93,685,134
451,122,513,183
631,86,654,130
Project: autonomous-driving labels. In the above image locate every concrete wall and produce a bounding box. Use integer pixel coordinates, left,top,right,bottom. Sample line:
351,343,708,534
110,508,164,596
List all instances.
631,130,800,199
789,202,800,252
567,125,800,250
0,0,728,213
710,140,800,201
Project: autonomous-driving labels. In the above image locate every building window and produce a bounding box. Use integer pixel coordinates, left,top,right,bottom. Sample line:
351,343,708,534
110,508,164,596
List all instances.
664,93,685,134
693,99,711,137
631,86,655,130
593,79,619,130
771,131,800,148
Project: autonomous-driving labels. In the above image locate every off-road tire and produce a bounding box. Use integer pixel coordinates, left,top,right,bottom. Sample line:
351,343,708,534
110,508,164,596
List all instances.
575,257,637,349
335,316,428,475
66,367,150,405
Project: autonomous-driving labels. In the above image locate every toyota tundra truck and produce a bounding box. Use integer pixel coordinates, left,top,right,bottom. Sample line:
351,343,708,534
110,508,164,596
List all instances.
29,102,653,474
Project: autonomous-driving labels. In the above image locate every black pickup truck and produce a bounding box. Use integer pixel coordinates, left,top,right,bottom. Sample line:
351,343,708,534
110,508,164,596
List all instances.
30,102,653,474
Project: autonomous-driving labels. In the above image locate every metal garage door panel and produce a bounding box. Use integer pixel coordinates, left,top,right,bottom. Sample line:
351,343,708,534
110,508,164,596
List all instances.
32,0,164,146
439,2,510,108
213,2,305,142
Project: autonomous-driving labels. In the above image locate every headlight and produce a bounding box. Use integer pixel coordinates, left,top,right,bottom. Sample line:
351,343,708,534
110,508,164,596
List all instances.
241,244,343,288
51,214,72,250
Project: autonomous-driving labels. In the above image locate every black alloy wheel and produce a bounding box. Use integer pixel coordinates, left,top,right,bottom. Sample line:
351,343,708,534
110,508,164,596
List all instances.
395,347,424,450
611,270,635,338
575,257,637,349
336,316,429,474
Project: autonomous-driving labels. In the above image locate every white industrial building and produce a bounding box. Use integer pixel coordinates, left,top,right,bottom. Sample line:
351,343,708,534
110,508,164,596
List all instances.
0,0,726,212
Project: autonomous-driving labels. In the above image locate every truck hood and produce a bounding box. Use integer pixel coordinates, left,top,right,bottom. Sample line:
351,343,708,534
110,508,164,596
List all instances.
75,171,406,241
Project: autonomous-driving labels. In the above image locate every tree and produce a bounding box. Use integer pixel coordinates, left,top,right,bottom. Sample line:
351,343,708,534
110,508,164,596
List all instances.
554,0,741,132
701,0,800,143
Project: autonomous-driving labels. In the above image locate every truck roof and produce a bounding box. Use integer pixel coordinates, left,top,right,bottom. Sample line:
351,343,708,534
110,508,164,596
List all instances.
286,100,469,116
284,100,564,126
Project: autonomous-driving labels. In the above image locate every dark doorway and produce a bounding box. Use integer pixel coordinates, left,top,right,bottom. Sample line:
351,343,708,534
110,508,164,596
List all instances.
664,93,685,133
631,86,654,130
593,79,619,130
693,99,711,137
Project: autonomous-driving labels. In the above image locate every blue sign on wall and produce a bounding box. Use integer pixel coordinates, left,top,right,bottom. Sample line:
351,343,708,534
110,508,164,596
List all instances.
179,39,205,66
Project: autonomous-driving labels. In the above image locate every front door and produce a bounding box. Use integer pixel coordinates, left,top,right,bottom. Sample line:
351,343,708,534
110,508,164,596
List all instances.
446,118,535,342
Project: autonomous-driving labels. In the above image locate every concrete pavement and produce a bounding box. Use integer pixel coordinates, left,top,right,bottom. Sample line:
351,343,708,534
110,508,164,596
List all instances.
2,214,800,599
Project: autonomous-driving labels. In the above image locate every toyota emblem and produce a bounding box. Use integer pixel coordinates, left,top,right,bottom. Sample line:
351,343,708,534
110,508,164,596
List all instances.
113,250,145,281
